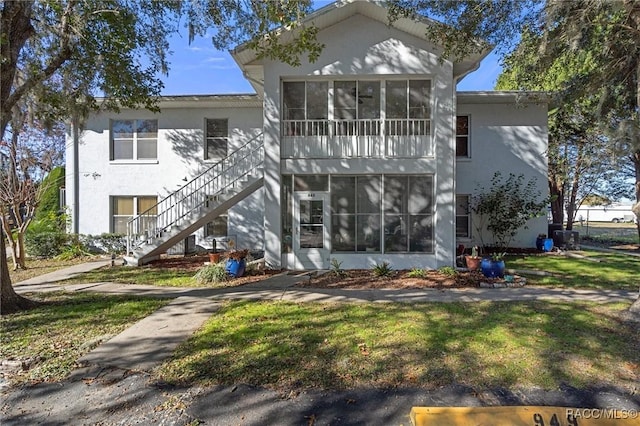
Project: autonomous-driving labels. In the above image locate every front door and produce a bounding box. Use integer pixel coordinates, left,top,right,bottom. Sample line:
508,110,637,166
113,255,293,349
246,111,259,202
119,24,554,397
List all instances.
293,192,329,269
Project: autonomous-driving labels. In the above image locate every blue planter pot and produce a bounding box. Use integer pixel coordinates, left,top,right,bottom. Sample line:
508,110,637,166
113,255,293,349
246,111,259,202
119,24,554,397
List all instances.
536,237,554,252
225,258,246,278
481,258,505,278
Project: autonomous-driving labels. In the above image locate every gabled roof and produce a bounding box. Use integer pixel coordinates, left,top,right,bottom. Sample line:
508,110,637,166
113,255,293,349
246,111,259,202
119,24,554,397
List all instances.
232,0,491,95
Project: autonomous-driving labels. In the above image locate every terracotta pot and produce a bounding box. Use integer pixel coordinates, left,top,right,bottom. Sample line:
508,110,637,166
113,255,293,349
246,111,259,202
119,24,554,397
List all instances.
465,255,481,271
208,253,221,263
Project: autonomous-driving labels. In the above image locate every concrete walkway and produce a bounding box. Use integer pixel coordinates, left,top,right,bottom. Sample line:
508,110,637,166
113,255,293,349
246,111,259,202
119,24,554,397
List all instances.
12,261,639,373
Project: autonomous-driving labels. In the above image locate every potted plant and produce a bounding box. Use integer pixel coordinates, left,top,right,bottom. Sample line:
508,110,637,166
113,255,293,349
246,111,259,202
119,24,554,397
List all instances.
208,239,221,263
465,246,481,271
481,252,506,278
535,233,553,252
224,248,249,277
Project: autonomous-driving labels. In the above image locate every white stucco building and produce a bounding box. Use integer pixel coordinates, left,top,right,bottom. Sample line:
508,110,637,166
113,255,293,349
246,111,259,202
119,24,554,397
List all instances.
66,0,548,269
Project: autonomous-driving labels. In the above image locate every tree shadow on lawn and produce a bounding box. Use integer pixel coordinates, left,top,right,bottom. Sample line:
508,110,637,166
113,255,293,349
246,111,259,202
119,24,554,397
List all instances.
157,300,639,394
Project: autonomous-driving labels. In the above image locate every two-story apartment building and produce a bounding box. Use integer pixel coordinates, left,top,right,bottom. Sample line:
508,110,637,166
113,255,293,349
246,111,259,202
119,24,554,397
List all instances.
65,0,548,269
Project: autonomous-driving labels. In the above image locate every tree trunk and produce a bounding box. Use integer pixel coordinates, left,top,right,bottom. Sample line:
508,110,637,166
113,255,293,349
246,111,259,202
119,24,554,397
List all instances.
635,37,640,244
634,151,640,243
0,221,36,315
548,141,565,228
0,1,35,137
565,163,582,232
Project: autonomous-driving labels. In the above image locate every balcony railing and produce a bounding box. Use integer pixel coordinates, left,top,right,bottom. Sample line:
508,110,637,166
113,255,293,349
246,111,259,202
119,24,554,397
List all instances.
281,118,432,158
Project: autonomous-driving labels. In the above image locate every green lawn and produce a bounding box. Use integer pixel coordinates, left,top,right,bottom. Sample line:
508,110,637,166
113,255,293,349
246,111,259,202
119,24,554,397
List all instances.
507,250,639,290
8,257,91,284
157,300,639,392
0,292,168,386
60,264,199,287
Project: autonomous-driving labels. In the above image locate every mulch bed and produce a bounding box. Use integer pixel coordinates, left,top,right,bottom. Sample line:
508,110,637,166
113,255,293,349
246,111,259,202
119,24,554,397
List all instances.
144,254,282,286
300,269,491,290
145,255,523,289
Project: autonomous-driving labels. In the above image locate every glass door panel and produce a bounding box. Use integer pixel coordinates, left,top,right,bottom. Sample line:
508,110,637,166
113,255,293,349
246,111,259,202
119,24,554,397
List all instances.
299,200,324,248
293,192,329,269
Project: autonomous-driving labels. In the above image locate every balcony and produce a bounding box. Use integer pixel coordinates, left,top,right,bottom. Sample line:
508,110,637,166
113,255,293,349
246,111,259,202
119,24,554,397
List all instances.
281,118,432,159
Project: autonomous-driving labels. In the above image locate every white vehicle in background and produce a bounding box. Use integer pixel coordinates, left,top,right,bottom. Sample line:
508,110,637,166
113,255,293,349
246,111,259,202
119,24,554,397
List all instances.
574,204,636,223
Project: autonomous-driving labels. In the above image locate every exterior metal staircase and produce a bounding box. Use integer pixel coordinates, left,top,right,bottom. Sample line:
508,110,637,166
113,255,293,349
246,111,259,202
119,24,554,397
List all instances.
124,134,264,266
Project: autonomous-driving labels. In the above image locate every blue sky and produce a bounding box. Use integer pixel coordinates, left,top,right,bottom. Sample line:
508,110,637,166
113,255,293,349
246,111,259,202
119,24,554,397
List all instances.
159,30,503,96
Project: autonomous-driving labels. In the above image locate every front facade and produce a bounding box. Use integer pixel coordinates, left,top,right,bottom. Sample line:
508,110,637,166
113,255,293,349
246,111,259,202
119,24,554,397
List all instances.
66,1,548,269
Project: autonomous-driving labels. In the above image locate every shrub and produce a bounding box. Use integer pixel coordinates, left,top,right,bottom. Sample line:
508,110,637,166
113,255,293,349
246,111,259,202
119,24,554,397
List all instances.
330,258,346,277
407,268,427,278
56,236,91,260
372,261,393,277
34,166,65,222
438,266,458,277
81,233,126,254
194,263,228,284
471,172,548,251
25,231,68,258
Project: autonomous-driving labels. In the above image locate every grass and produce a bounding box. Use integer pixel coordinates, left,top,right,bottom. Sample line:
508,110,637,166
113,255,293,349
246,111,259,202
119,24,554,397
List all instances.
507,250,640,290
575,221,639,245
55,250,639,291
60,264,199,287
7,257,92,284
0,292,167,386
157,300,639,392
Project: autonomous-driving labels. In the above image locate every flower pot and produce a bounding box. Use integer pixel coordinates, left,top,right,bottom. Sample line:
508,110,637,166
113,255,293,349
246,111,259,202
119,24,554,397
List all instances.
481,258,505,278
536,237,553,252
225,258,246,278
465,255,481,271
208,253,221,263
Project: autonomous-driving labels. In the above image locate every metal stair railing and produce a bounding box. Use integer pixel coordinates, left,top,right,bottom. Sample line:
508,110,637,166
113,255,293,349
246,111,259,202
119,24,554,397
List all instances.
126,133,264,255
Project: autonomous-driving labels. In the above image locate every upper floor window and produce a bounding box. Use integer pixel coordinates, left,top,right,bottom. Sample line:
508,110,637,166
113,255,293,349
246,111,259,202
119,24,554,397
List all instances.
111,119,157,160
283,81,329,136
456,115,470,157
386,80,431,136
205,118,228,160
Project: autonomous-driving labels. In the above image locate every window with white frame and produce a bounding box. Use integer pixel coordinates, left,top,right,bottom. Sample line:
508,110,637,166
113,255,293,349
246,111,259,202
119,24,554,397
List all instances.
384,175,434,252
456,195,471,238
334,81,381,135
205,118,228,160
283,81,328,136
385,80,431,135
456,115,470,157
328,174,434,253
111,119,158,160
331,176,381,252
111,196,157,234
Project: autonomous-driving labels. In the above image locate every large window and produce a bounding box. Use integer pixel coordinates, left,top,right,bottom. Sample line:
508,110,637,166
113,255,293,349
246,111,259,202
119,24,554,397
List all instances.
112,196,157,234
282,79,431,138
283,81,328,136
331,176,381,252
456,195,471,238
329,174,433,253
111,119,157,160
383,175,434,252
205,118,228,160
385,80,431,135
456,116,470,157
333,81,381,136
